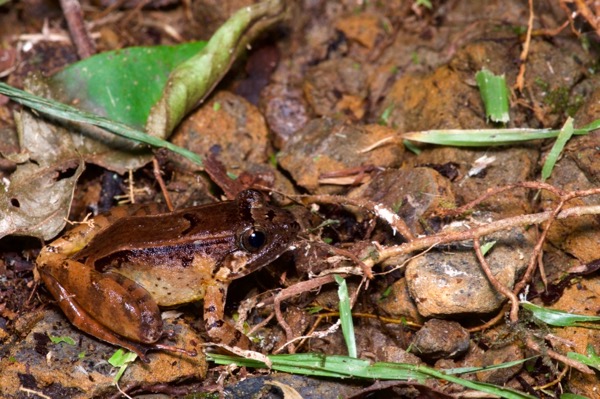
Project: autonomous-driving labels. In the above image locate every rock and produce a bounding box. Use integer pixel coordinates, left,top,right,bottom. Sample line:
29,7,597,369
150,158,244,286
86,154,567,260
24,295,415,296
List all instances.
409,146,539,216
405,224,534,317
334,13,385,49
348,167,455,236
474,343,524,384
377,278,424,324
546,276,600,396
303,58,368,120
260,83,309,149
410,319,470,360
375,344,424,365
169,90,270,172
278,118,404,193
542,130,600,263
0,309,206,398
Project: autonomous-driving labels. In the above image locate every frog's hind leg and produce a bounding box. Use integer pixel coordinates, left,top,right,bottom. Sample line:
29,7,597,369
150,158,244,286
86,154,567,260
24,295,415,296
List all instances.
39,268,155,361
37,261,195,361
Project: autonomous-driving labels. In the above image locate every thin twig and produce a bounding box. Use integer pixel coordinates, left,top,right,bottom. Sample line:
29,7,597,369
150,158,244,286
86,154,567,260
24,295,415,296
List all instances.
59,0,96,58
272,275,336,354
467,303,509,333
152,157,173,211
514,0,534,91
524,336,593,374
373,204,600,268
473,239,520,322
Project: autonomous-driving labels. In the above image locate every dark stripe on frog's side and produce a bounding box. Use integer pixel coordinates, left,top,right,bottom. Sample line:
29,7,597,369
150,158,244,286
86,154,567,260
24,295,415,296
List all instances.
84,238,237,271
75,201,242,265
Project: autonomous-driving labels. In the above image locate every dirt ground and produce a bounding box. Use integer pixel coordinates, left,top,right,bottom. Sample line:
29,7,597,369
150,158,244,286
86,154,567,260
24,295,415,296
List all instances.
1,0,600,398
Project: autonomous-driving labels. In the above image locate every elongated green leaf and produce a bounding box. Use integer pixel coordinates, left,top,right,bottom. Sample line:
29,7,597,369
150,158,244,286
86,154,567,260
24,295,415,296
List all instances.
208,353,536,399
476,68,510,123
521,301,600,327
401,127,589,147
0,82,203,167
146,0,285,138
335,275,357,358
561,394,592,399
50,42,206,129
541,117,574,181
567,345,600,372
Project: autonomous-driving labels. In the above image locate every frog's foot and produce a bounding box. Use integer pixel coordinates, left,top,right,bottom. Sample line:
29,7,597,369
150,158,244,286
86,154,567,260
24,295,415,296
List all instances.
151,342,197,358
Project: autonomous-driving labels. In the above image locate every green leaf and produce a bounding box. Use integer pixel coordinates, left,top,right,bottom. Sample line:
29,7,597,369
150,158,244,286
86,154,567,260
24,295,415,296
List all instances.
476,68,510,123
335,275,357,358
521,301,600,327
208,353,537,399
48,334,76,345
567,345,600,372
49,41,207,129
401,127,589,147
0,82,203,167
146,0,286,138
561,394,592,399
480,240,496,256
541,117,574,181
108,349,138,384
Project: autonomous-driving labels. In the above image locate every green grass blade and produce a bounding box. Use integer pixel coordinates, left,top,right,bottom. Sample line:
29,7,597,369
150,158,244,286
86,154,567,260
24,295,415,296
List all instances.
561,394,592,399
334,275,357,358
475,68,510,123
521,301,600,327
0,82,203,166
541,117,574,181
208,353,537,399
567,345,600,372
401,127,589,147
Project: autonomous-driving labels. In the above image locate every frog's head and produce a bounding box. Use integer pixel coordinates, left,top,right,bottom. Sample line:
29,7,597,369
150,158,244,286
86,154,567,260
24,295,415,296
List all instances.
224,190,299,279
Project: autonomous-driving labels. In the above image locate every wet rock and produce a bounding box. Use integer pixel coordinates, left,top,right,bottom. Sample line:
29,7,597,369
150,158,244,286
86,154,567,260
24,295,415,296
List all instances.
348,167,455,236
170,90,270,171
410,146,539,216
335,13,385,50
474,343,524,384
377,278,424,324
405,224,534,317
410,319,470,360
0,309,206,398
260,83,310,149
542,156,600,263
278,118,404,193
546,275,600,396
303,58,368,120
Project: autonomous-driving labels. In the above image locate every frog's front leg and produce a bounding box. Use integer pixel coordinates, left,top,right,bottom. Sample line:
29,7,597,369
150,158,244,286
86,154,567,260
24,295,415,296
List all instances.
204,281,251,349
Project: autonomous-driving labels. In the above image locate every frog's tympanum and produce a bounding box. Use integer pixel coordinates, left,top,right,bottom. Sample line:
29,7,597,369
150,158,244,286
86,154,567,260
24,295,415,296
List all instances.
36,190,299,361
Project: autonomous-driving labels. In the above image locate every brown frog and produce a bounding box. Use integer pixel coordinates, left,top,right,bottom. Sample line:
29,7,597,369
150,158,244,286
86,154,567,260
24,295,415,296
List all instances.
35,190,299,361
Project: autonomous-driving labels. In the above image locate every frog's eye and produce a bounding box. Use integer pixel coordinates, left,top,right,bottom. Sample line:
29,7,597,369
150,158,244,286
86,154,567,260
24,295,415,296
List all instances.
240,228,267,252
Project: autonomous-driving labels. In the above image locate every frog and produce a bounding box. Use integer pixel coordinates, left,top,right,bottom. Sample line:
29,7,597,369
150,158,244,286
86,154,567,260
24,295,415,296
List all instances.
35,189,299,362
